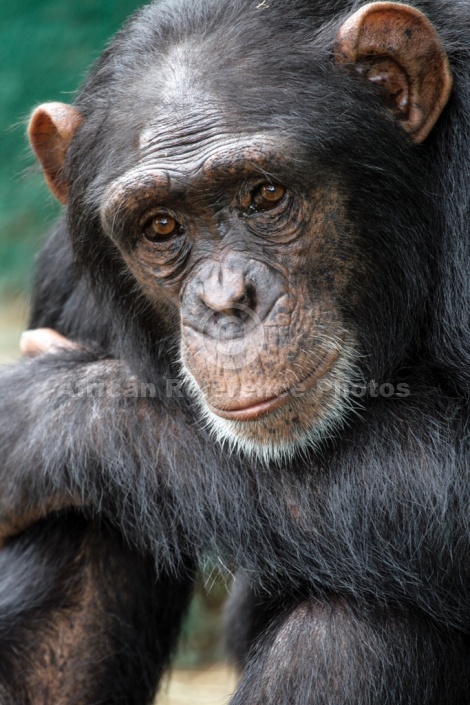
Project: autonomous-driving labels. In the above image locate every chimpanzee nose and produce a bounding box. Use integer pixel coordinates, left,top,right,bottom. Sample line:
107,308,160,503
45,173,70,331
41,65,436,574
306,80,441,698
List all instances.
182,256,286,339
200,268,257,318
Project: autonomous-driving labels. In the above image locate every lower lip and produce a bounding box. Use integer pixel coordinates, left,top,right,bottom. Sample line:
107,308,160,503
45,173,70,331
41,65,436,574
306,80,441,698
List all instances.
207,347,341,422
208,391,290,421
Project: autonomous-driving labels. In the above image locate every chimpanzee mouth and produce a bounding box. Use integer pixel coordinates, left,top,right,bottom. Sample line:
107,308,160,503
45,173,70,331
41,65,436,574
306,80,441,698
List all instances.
207,345,341,422
207,391,289,421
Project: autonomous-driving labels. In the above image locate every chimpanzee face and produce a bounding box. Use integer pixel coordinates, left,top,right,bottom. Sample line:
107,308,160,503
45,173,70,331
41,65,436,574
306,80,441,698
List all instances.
92,87,360,459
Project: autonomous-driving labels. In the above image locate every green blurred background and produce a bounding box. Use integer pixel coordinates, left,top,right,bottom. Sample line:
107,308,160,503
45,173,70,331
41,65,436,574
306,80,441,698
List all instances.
0,0,229,671
0,0,146,298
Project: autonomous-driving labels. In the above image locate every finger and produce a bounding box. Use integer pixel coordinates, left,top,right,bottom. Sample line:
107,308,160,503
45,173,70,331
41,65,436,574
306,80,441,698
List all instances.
20,328,79,358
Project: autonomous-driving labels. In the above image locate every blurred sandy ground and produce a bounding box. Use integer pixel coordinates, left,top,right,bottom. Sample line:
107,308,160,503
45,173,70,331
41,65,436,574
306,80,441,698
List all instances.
159,666,237,705
0,301,238,705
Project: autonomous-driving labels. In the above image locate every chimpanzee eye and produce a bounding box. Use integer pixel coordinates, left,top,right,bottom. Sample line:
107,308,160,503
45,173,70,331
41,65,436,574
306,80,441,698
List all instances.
143,214,184,242
251,183,286,211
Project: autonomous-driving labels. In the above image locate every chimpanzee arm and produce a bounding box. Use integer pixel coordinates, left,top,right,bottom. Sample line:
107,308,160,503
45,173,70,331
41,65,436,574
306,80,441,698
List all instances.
0,351,216,569
228,594,470,705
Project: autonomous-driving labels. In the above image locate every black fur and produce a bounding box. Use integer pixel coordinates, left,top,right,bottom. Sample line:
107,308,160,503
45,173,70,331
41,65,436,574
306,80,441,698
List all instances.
2,0,470,702
0,514,193,705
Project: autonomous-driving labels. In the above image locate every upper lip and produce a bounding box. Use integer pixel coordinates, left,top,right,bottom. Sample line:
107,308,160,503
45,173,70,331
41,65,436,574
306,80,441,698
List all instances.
207,345,341,421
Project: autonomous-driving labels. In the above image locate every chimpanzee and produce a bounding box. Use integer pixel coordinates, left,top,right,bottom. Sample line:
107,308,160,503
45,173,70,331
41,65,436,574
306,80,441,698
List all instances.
1,0,470,702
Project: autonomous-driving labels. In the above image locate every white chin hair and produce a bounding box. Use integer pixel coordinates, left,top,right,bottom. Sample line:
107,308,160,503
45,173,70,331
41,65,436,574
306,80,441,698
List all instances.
179,345,363,466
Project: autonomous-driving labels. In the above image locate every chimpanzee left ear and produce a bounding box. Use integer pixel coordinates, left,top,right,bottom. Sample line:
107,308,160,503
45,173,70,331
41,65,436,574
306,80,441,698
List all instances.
334,2,452,142
28,102,83,205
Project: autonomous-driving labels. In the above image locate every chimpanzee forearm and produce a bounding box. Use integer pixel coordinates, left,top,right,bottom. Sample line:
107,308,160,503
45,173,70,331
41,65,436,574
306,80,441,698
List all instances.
0,352,211,567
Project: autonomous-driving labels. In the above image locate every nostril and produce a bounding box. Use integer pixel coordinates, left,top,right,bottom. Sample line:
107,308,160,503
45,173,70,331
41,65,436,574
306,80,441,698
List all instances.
226,287,257,322
235,292,248,307
226,284,257,315
244,283,257,311
220,288,256,320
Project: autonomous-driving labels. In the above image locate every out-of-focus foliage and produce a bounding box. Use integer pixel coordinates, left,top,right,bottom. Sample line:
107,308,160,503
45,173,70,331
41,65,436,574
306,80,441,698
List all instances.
177,568,230,667
0,0,143,296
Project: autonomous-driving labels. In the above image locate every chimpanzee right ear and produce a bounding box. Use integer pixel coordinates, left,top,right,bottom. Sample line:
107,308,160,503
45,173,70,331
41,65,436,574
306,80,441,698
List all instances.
28,103,82,205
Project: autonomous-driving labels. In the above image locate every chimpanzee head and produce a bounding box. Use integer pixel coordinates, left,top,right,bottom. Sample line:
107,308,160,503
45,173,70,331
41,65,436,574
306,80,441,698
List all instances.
28,0,452,461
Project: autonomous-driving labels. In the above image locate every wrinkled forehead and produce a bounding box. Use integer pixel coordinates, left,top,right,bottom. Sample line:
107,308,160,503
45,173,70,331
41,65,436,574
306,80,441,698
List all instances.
104,127,296,214
138,98,234,154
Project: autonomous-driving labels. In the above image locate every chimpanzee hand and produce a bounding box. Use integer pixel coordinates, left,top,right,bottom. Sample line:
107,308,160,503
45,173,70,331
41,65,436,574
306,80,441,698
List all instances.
20,328,79,357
